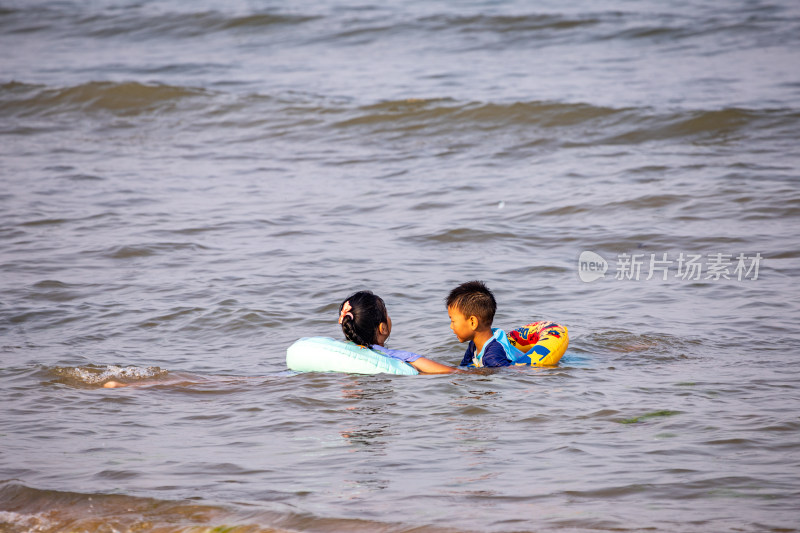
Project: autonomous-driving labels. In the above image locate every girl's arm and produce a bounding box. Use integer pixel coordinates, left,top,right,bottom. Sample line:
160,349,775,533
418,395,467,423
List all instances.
409,357,460,374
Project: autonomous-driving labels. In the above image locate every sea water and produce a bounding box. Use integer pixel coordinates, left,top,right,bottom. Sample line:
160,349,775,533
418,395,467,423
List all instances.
1,1,799,531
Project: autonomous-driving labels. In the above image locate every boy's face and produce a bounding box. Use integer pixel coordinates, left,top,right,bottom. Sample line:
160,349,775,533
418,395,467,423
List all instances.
448,306,476,343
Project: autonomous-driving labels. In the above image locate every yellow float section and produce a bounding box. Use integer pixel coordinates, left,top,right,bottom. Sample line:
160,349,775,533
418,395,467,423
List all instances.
506,321,569,366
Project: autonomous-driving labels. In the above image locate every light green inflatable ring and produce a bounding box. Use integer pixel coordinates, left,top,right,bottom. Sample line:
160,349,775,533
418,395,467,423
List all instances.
287,337,419,375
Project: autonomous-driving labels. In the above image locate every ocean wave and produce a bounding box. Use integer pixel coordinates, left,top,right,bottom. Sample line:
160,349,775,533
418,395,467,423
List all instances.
83,11,318,39
316,12,603,47
102,242,212,259
0,481,462,533
332,98,627,132
0,81,208,118
4,80,797,147
420,13,602,33
332,99,800,145
0,483,270,533
5,4,796,51
404,227,519,244
0,7,317,39
598,108,800,145
578,330,704,363
48,365,168,387
287,8,799,50
305,9,800,51
445,9,799,48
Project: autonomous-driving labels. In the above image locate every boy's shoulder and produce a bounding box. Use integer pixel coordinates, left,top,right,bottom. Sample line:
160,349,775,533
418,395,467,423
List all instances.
484,337,506,354
482,335,513,367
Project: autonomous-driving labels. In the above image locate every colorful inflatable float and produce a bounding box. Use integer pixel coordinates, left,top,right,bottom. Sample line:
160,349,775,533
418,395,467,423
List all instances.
505,320,569,366
286,320,568,375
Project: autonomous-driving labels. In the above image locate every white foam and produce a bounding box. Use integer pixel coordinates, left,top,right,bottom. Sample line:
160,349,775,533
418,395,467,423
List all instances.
54,365,168,385
0,510,52,531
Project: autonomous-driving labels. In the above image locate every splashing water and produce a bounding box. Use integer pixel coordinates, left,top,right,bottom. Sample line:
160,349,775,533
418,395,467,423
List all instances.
50,365,168,387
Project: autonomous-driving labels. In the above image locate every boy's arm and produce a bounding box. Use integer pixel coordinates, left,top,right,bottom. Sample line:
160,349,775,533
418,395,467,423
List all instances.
410,357,459,374
371,345,459,374
371,345,423,363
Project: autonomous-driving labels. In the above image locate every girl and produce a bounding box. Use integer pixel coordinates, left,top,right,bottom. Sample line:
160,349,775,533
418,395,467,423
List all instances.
338,291,457,374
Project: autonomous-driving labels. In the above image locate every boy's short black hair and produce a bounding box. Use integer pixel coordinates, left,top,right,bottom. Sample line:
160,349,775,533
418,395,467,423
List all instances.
446,280,496,326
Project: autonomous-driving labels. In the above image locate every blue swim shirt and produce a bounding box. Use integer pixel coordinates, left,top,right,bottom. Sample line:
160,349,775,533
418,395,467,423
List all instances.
459,328,513,367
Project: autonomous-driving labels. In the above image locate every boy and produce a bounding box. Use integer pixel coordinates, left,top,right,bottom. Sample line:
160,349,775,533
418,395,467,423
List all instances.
446,280,513,368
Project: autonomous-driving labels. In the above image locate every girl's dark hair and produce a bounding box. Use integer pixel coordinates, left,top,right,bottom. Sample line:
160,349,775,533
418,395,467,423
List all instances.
339,290,388,347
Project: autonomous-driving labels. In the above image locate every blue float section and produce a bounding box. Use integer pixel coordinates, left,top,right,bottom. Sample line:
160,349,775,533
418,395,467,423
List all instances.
286,337,419,375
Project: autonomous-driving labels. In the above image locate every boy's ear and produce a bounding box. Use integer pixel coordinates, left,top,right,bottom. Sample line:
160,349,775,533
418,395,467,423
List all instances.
468,315,479,330
379,322,389,335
